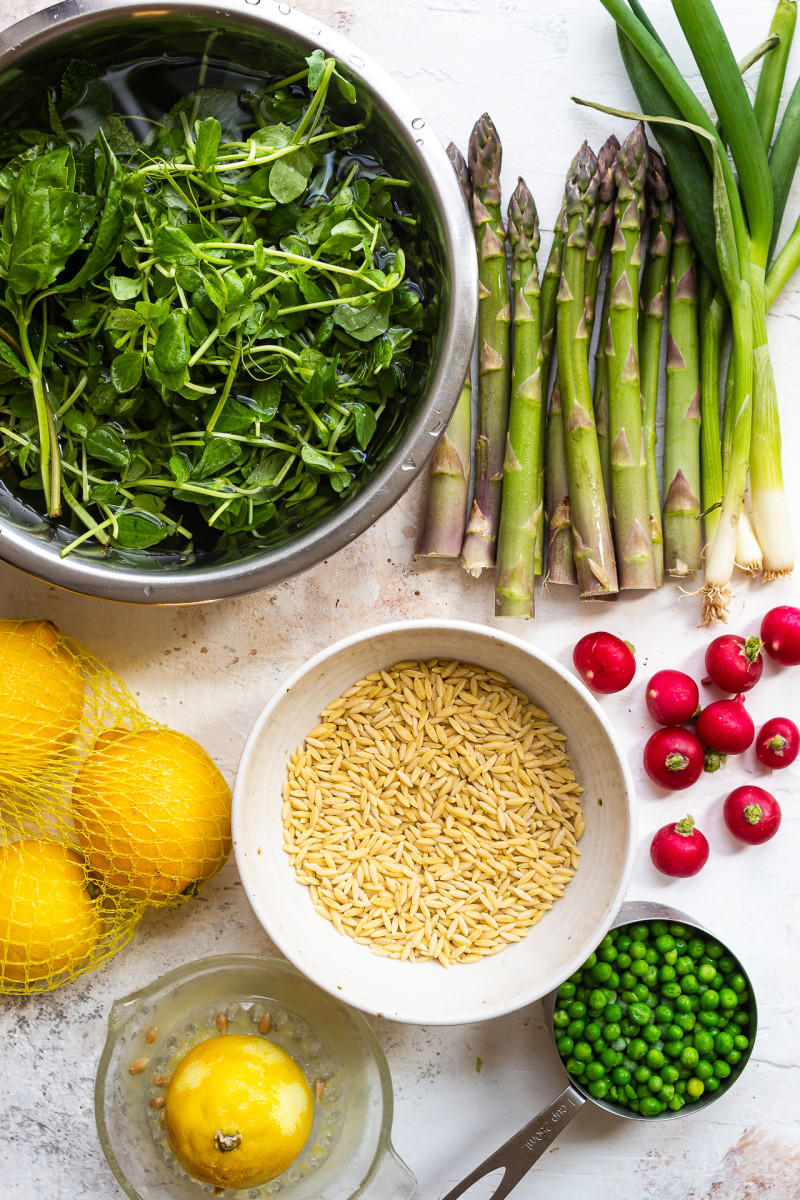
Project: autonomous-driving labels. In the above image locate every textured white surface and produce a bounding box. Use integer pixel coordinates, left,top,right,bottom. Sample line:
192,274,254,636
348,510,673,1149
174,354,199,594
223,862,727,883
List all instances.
0,1,799,1198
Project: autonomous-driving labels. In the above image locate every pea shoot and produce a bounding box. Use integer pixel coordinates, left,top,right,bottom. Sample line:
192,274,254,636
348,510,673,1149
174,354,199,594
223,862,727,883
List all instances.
0,50,434,556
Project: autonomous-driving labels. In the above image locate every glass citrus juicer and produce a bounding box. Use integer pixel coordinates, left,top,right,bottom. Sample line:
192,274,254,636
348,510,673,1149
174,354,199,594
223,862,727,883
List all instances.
95,954,418,1199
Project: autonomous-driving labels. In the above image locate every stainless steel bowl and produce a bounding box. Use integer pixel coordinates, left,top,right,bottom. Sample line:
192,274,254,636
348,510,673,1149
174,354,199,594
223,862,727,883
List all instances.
0,0,477,603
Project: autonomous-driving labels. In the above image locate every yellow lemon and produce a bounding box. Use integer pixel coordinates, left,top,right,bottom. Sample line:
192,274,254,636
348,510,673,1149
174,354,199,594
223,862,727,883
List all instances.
72,726,232,904
0,839,102,989
0,619,85,781
164,1034,314,1190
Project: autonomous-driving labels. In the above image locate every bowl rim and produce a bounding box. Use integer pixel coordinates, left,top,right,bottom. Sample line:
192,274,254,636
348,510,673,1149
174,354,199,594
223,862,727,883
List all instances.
232,618,638,1024
0,0,477,604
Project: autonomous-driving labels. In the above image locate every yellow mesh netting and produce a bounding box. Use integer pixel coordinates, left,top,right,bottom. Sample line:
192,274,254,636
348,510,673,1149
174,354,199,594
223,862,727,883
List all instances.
0,618,232,995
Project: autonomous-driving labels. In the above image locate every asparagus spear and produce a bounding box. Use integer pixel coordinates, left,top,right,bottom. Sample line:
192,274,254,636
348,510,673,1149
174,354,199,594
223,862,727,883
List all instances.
535,211,565,578
606,123,656,589
698,265,726,558
663,206,702,576
495,179,543,617
415,144,473,560
585,134,620,345
638,148,674,587
544,379,578,584
592,265,613,510
557,144,618,597
460,114,511,577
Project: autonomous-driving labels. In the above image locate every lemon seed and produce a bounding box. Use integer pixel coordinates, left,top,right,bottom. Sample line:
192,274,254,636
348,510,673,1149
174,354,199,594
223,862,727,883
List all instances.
314,1078,327,1100
128,1057,149,1075
215,1012,228,1033
148,1096,166,1110
151,1073,171,1088
258,1012,273,1035
144,1026,158,1045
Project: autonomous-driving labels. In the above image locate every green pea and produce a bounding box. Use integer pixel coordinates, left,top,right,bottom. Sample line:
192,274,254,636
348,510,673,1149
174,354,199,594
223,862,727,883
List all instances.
711,973,725,991
693,1030,715,1057
615,953,632,970
644,965,659,987
629,924,650,942
647,1074,663,1093
673,939,688,955
592,961,613,984
688,937,705,959
629,1003,652,1025
603,1023,621,1043
705,1076,720,1093
574,1041,592,1061
713,1060,731,1079
663,948,678,966
733,1012,750,1027
646,1048,665,1069
681,1046,699,1069
628,1038,648,1061
729,973,747,993
558,981,577,1000
598,945,618,963
604,1003,623,1023
601,1048,622,1069
589,989,608,1010
675,994,693,1013
675,956,693,976
659,965,677,983
733,1034,749,1051
621,1020,638,1038
592,1039,608,1056
705,942,724,960
718,988,738,1009
662,1064,680,1084
714,1031,734,1056
660,1083,675,1101
621,971,637,990
686,1078,704,1098
725,1049,742,1066
566,1057,585,1076
639,1096,662,1116
633,1065,651,1083
554,1008,570,1028
582,952,598,970
698,1011,719,1028
630,959,649,979
718,955,735,974
681,975,699,995
695,1060,714,1082
643,1024,662,1044
584,1021,602,1042
567,1020,585,1039
654,933,675,954
568,1000,587,1019
650,921,668,937
556,1036,574,1057
675,1012,695,1033
645,948,659,965
616,934,632,952
662,981,682,999
589,1079,609,1099
630,940,647,960
664,1041,683,1060
612,1066,631,1086
664,1024,683,1043
697,963,716,985
585,1061,605,1081
668,1095,685,1111
700,990,720,1011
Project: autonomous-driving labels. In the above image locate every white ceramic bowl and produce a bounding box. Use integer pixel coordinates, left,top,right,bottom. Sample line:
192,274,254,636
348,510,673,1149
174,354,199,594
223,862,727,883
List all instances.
233,620,636,1024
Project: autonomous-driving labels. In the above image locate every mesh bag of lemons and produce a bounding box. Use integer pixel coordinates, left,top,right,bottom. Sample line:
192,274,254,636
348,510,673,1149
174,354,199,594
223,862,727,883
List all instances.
0,618,232,995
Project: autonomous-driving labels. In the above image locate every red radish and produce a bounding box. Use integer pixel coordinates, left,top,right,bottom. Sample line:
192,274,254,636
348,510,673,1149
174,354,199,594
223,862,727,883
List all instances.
695,695,754,754
572,632,636,694
723,785,782,844
643,727,705,790
650,815,709,877
645,670,700,726
761,606,800,665
703,634,763,693
755,716,800,769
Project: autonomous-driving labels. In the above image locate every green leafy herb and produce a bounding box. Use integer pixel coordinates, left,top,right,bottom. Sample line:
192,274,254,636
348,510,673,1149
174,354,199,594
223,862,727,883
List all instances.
0,51,434,555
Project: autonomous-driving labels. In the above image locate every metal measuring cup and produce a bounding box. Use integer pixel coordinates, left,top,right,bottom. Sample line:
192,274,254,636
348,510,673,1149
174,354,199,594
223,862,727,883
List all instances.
440,900,758,1200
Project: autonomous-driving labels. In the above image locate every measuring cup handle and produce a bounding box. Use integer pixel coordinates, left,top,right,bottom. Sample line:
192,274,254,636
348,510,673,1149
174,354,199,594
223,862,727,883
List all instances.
438,1083,586,1200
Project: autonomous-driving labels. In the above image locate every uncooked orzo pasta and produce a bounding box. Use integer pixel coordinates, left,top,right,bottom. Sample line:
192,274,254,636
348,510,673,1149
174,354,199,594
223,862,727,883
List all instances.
281,659,584,967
